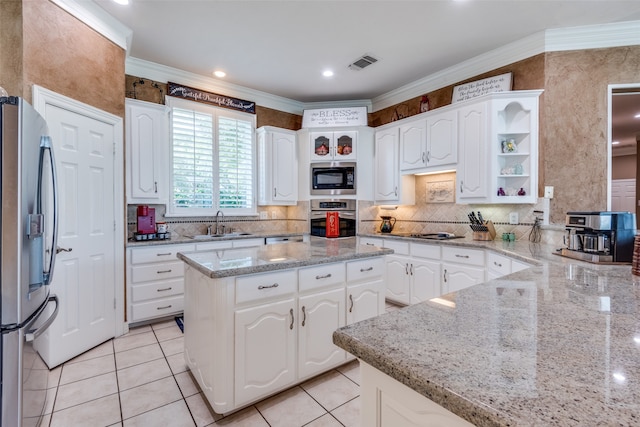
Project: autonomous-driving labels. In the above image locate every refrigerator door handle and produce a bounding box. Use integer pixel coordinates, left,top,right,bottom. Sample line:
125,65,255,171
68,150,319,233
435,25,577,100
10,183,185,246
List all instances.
25,294,59,342
38,136,59,286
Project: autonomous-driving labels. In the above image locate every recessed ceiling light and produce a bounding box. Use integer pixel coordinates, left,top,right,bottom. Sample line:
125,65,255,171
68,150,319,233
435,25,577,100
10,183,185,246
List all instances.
322,70,334,78
112,0,129,5
213,70,226,78
612,141,620,145
635,113,640,118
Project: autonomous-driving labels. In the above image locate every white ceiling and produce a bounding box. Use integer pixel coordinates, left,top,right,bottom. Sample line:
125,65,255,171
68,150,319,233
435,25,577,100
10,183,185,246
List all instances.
92,0,640,153
94,0,640,103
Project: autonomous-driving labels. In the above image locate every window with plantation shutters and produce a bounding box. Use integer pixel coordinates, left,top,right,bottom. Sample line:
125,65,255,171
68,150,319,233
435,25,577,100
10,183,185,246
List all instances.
167,96,256,216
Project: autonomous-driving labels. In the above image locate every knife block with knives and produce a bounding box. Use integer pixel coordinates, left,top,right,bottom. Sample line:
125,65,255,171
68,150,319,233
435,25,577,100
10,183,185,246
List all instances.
468,211,496,241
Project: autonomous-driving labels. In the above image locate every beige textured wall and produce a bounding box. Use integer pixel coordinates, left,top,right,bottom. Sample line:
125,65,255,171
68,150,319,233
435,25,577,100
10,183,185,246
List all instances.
21,0,125,117
0,0,23,96
543,46,640,223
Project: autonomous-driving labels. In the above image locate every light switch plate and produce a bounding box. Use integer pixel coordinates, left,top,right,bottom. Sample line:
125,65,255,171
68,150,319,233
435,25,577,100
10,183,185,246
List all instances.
509,212,519,224
544,186,554,198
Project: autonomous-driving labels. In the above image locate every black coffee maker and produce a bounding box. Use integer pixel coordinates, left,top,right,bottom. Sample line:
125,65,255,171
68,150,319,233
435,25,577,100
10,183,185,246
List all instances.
561,211,636,263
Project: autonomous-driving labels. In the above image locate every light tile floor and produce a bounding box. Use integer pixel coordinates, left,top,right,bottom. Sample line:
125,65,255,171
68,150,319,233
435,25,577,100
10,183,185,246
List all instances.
39,302,402,427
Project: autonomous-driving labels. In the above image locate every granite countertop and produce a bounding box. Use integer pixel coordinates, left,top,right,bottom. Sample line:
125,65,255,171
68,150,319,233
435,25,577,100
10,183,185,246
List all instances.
334,237,640,426
177,236,393,279
126,231,304,248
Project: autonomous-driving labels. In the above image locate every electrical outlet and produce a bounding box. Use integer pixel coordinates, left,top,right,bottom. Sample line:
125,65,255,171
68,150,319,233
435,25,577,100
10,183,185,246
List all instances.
259,211,268,220
271,211,277,220
509,212,519,224
544,186,554,198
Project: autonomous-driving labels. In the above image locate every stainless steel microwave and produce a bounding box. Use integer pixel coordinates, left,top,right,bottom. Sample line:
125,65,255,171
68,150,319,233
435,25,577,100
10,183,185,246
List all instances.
311,162,356,195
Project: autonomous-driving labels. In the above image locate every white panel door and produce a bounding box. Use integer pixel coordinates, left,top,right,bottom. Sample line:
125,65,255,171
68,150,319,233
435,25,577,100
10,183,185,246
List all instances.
611,178,636,212
36,103,117,368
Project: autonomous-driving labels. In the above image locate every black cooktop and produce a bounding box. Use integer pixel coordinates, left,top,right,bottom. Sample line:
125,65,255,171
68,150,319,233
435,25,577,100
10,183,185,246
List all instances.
409,233,464,240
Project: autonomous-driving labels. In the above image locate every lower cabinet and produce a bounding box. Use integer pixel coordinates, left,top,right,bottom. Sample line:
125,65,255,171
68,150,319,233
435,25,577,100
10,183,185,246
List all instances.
441,246,485,294
361,362,475,427
385,242,441,306
185,257,386,414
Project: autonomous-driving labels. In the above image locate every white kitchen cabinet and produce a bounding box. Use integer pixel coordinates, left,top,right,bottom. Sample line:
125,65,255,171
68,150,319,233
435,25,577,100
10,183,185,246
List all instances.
361,362,475,427
456,90,542,204
399,109,457,173
127,243,195,323
125,98,168,204
298,287,346,379
385,241,441,305
456,99,489,202
309,130,357,161
185,256,386,414
374,126,415,205
441,246,485,294
486,251,532,280
257,126,298,206
235,298,297,406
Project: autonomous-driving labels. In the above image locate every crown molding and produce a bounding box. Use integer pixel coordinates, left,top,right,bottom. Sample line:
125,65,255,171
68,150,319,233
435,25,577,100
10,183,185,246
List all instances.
54,3,639,115
51,0,132,50
126,58,306,115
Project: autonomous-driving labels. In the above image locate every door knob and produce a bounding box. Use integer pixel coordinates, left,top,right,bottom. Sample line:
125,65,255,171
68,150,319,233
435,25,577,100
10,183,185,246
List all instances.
56,246,72,254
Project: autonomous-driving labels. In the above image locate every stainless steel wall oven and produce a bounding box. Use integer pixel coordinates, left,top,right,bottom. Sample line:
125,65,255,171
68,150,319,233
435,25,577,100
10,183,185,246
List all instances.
310,199,357,238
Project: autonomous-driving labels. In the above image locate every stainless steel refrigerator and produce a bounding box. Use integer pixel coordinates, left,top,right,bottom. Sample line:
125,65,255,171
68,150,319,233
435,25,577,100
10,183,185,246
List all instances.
1,97,60,427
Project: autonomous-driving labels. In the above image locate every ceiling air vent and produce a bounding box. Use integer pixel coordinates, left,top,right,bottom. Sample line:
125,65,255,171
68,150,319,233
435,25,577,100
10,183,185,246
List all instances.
348,54,379,71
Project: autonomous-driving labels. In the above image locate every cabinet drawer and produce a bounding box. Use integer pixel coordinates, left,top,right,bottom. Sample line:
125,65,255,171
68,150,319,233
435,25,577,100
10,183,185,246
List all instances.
359,237,383,247
486,252,511,276
131,295,183,322
236,270,297,305
131,278,184,302
410,243,440,260
131,261,184,283
299,263,345,292
130,244,195,264
232,238,265,248
442,246,484,266
347,257,385,282
383,240,409,255
195,241,233,251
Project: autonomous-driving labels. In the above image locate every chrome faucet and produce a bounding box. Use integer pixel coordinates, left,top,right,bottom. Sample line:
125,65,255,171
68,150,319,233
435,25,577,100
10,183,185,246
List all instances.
215,210,224,235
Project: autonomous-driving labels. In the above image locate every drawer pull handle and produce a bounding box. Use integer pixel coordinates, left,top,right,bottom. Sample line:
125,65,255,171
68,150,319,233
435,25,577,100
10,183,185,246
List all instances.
494,262,502,267
455,254,470,259
349,294,354,313
360,267,374,272
301,306,306,327
157,269,172,274
258,283,279,290
365,243,374,246
157,287,173,292
157,305,172,310
289,308,294,330
315,273,332,280
156,252,172,256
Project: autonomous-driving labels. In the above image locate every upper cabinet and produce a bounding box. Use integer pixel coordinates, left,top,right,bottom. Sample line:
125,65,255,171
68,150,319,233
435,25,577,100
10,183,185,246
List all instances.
257,126,298,206
456,90,542,204
125,98,169,204
310,131,357,161
400,108,457,173
373,125,415,205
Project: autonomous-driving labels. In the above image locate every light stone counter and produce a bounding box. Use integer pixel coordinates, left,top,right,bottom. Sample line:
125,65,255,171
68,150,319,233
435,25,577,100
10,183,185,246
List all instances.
177,236,393,278
334,236,640,426
126,231,304,248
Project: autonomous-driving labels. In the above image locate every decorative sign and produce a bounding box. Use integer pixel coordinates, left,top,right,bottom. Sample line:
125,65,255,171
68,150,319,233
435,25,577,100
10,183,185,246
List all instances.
168,82,255,114
451,72,512,103
302,107,368,128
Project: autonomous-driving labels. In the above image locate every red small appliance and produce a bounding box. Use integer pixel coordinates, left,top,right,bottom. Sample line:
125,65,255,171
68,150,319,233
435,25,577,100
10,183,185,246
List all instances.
325,211,340,238
137,205,156,234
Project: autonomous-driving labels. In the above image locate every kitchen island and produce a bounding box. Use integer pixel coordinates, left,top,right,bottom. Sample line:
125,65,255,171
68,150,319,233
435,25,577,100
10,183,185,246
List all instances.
177,237,392,414
333,239,640,426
